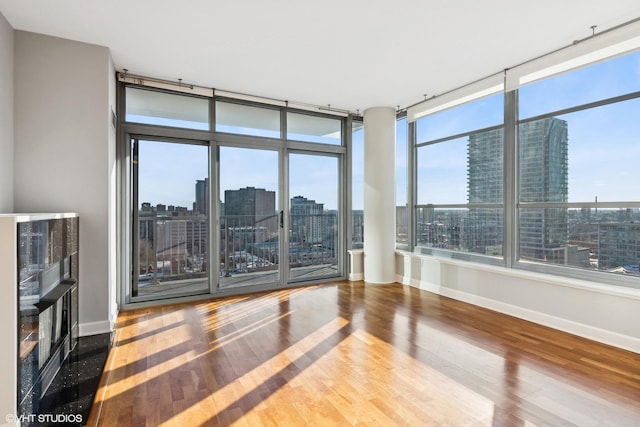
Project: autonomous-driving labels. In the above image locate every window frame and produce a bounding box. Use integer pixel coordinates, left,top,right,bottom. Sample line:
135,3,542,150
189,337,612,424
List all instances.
513,71,640,286
412,93,506,266
118,81,356,307
406,48,640,289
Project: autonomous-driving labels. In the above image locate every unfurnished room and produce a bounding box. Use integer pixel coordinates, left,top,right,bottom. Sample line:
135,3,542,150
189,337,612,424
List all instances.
0,1,640,426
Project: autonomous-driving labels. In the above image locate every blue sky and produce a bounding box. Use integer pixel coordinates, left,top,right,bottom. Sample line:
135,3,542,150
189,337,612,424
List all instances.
415,50,640,204
137,140,340,211
134,49,640,211
136,140,207,209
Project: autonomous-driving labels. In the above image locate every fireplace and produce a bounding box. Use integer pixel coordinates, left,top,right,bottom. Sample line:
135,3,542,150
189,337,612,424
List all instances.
12,215,79,423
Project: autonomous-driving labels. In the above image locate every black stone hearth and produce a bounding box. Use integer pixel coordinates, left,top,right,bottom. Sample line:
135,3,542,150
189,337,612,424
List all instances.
33,333,111,427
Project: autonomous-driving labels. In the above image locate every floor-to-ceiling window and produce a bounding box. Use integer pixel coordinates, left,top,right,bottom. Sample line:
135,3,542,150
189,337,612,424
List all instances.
130,138,210,299
396,116,409,248
288,152,340,282
218,146,280,289
284,112,345,284
351,120,364,249
120,83,351,304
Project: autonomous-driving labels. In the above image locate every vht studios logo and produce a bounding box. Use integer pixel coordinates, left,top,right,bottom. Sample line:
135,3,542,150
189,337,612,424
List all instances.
6,413,83,424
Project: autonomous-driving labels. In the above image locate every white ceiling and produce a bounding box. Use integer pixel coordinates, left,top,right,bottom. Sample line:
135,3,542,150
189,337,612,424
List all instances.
2,0,640,113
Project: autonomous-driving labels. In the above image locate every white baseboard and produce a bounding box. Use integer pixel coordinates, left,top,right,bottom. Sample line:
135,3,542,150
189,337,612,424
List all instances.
348,272,364,281
395,274,409,286
407,278,640,355
110,306,119,330
79,319,113,337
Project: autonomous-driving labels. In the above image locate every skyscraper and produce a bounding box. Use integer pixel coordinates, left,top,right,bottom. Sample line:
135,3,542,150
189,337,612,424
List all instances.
467,117,568,260
290,196,324,244
467,128,504,254
518,118,568,261
195,178,208,215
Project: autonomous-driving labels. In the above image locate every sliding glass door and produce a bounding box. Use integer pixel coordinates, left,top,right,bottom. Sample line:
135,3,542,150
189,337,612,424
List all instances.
123,91,348,304
218,148,342,289
128,138,343,302
131,138,210,300
288,153,340,283
219,146,281,289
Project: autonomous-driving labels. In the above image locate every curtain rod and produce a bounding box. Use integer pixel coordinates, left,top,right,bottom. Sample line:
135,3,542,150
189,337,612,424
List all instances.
118,71,353,117
404,15,640,112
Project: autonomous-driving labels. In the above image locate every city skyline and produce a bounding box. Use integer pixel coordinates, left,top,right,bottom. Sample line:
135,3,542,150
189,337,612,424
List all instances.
136,142,341,211
139,183,335,215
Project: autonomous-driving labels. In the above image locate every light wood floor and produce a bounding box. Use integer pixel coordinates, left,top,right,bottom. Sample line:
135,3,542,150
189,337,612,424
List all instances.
87,281,640,426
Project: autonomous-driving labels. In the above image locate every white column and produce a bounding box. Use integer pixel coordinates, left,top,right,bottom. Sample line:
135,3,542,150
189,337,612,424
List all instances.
363,107,396,284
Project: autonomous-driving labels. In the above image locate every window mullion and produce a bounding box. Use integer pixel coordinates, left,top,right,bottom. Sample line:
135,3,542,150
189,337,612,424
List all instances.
504,89,518,268
408,120,417,251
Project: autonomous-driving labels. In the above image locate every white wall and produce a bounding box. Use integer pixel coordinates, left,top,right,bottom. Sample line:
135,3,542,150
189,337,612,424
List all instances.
14,31,116,335
0,13,13,213
396,251,640,354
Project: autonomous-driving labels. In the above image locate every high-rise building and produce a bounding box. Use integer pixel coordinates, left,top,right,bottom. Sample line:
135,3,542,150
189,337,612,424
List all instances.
353,209,364,247
224,187,277,241
518,118,568,261
467,128,504,254
195,178,208,215
598,223,640,271
290,196,324,244
467,118,568,260
395,206,407,245
155,219,189,275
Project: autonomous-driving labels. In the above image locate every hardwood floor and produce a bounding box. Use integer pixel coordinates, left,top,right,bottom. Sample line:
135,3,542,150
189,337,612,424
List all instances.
87,281,640,426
